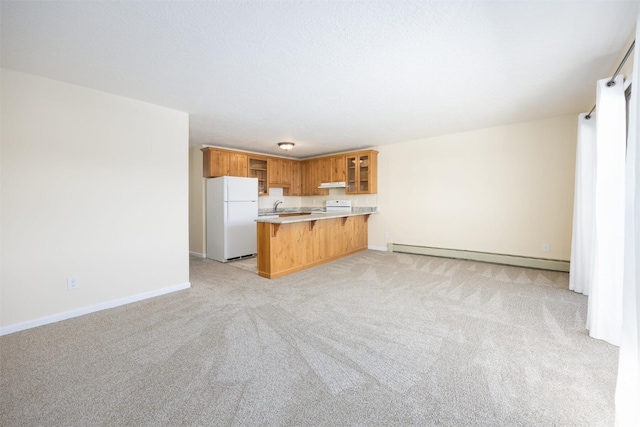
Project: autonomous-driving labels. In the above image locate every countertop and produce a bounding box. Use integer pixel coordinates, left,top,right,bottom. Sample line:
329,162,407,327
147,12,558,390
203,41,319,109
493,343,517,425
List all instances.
256,207,377,224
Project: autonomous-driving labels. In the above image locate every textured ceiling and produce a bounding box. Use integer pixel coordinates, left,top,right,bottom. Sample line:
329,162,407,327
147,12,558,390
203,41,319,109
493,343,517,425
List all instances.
1,1,638,158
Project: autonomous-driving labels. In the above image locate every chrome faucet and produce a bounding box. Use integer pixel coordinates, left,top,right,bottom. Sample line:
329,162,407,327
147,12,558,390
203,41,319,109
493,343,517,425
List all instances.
274,200,283,211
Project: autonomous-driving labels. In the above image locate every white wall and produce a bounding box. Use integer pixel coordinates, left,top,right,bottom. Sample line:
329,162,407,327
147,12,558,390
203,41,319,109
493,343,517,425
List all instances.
0,69,190,332
369,114,577,260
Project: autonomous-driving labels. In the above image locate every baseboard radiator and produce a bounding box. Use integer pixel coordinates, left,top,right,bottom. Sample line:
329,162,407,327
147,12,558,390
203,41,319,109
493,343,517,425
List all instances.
388,243,570,272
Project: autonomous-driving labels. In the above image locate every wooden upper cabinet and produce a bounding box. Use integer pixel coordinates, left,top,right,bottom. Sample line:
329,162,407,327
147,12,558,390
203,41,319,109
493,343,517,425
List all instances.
300,161,315,196
268,158,281,185
300,161,310,195
201,147,230,177
282,160,293,186
312,159,328,195
346,150,378,194
203,147,377,195
301,158,329,196
331,155,346,182
318,157,333,184
269,158,292,187
288,161,302,196
299,155,352,195
201,147,248,178
229,152,248,177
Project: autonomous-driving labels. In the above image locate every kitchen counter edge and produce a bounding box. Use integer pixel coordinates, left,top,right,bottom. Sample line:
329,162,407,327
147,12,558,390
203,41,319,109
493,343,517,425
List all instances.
255,210,378,224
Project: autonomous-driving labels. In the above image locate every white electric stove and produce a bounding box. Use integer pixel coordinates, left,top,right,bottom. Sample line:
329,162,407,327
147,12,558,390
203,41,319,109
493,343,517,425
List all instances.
325,200,352,213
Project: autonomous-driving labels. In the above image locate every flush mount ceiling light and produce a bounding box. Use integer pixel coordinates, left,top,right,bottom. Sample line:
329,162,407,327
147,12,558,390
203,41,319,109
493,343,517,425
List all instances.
278,142,295,151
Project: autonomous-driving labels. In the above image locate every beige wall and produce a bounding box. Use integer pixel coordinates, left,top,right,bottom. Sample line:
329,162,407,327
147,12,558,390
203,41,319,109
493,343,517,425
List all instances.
0,69,190,332
369,114,578,260
189,147,206,256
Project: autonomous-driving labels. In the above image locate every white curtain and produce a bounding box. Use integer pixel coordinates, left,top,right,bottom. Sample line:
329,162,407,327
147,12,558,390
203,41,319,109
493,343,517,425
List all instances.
615,13,640,426
586,75,627,346
569,114,596,295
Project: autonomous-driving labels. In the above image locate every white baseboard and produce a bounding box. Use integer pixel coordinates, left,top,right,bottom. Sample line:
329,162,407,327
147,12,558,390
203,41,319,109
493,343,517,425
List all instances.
389,243,570,272
189,251,206,258
0,282,191,337
368,245,388,252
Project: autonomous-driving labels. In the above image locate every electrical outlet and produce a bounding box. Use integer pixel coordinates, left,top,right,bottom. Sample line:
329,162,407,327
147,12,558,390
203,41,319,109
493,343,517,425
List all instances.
67,277,79,290
542,243,550,253
384,232,389,239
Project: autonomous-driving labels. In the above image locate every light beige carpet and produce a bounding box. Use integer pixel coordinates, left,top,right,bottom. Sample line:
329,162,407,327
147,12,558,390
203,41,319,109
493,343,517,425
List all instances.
0,251,618,426
227,256,258,273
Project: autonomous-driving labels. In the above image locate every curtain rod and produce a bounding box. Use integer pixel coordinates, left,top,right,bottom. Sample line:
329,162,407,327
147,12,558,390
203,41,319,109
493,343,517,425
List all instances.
585,39,635,120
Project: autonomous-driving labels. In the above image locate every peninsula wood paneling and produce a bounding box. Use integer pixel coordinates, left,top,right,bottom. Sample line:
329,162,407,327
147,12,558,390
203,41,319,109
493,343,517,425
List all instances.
257,215,370,279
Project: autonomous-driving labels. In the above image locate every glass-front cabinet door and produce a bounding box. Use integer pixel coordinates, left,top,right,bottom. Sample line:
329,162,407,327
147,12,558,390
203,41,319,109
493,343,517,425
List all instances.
346,151,377,194
347,155,358,193
358,154,369,193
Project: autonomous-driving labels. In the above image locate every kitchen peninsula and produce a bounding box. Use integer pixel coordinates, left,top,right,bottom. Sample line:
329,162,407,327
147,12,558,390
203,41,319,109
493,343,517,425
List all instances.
256,208,376,279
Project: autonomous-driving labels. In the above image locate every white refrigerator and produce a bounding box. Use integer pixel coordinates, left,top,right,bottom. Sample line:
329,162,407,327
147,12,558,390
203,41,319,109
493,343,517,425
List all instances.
206,176,258,262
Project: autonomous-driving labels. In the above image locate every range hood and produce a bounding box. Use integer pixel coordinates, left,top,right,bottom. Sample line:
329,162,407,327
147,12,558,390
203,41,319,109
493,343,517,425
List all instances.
318,181,346,189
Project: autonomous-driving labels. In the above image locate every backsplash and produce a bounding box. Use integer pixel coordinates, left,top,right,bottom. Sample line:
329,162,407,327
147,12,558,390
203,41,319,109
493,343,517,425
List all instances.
257,187,302,210
259,187,377,210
